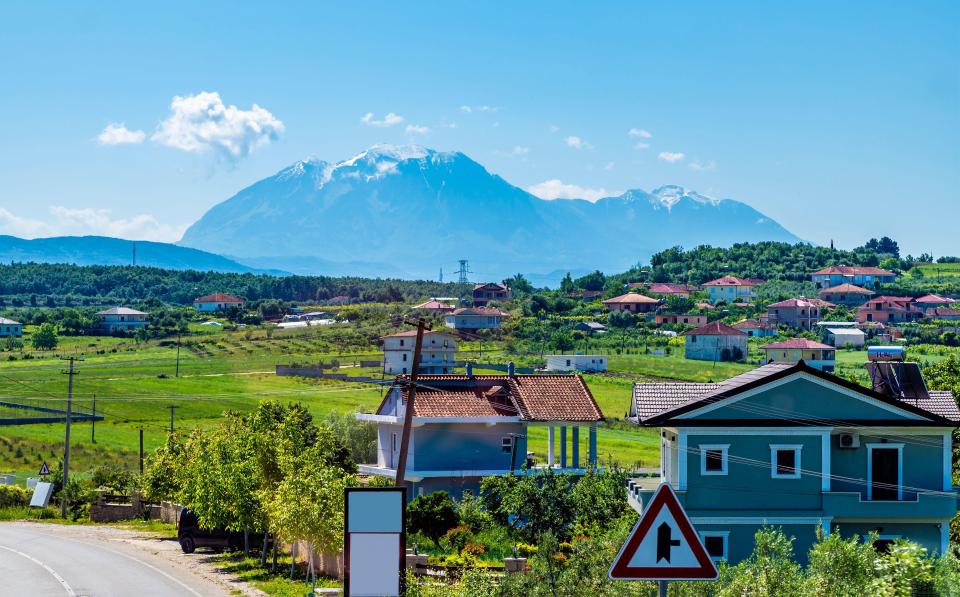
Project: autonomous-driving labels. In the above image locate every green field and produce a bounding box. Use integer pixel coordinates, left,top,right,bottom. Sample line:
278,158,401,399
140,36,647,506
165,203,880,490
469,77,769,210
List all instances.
916,263,960,278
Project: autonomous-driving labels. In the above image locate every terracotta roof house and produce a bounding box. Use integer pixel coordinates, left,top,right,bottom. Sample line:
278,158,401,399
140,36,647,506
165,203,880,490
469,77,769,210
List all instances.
762,339,836,372
412,299,456,314
444,307,508,330
627,360,959,565
194,292,244,312
695,302,716,311
811,266,896,289
857,296,925,324
928,308,960,321
0,317,22,338
702,276,762,304
683,321,748,362
733,318,778,338
602,293,661,314
356,372,604,499
818,283,874,307
647,283,699,298
655,313,708,327
914,295,957,312
766,297,835,330
472,283,511,307
95,307,150,334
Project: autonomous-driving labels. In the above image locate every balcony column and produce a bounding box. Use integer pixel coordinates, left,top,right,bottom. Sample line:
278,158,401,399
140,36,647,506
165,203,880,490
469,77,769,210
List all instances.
547,426,555,467
560,426,567,468
589,425,598,467
572,426,580,469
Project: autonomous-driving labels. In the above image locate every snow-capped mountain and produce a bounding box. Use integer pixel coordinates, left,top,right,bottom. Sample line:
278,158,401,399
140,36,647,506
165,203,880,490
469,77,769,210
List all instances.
179,145,800,280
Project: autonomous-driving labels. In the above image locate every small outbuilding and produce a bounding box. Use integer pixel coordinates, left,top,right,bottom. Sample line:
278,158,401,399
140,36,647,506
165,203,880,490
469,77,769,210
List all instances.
683,321,748,362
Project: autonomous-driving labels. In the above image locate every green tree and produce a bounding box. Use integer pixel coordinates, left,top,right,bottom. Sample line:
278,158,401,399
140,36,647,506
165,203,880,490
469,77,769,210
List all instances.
407,490,459,547
721,527,803,596
31,323,58,350
805,528,878,596
551,328,575,354
141,433,185,502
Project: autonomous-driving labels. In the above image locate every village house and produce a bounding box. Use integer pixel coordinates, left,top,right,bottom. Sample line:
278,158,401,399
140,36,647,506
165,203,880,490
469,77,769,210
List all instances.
857,296,925,324
817,283,875,307
762,338,836,372
702,276,763,304
655,313,708,327
545,354,607,373
913,294,957,313
574,321,606,334
412,299,456,315
766,297,835,330
928,308,960,322
645,283,700,298
382,330,458,375
818,322,867,348
810,266,896,289
472,283,511,307
628,359,959,565
683,321,748,362
95,307,150,334
444,307,508,331
193,292,244,312
0,317,23,338
355,369,603,499
565,290,605,301
733,318,778,338
602,292,661,314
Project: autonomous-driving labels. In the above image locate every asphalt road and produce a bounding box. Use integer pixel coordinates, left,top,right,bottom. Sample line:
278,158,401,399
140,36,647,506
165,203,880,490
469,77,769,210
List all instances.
0,522,236,596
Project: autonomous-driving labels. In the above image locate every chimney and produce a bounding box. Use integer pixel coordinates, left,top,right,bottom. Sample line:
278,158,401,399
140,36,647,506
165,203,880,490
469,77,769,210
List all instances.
466,362,473,378
508,361,515,377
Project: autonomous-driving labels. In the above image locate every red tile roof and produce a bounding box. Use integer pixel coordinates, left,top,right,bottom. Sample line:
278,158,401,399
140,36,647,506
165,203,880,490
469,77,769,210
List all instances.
603,293,660,304
382,329,456,339
703,276,762,287
734,318,776,330
811,266,894,276
930,308,960,317
473,283,509,292
767,297,835,309
818,283,874,295
194,292,243,303
684,321,747,336
450,307,509,316
762,339,834,350
413,300,455,310
382,374,603,422
915,294,956,304
648,283,698,295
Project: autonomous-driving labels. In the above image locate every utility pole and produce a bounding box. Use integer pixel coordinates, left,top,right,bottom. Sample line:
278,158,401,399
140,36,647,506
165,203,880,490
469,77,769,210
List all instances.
91,394,96,444
175,331,182,378
457,259,471,284
394,318,429,486
139,428,144,474
168,403,178,434
60,356,81,519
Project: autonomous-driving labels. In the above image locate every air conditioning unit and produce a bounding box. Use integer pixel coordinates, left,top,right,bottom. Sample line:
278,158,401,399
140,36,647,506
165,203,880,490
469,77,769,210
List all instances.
838,432,860,449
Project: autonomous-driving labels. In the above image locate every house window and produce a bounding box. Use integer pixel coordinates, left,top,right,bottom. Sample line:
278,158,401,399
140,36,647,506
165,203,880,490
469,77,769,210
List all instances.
400,339,405,346
402,353,408,362
770,445,802,479
691,336,697,343
863,535,901,553
700,444,729,475
700,532,729,562
502,436,514,454
867,443,904,501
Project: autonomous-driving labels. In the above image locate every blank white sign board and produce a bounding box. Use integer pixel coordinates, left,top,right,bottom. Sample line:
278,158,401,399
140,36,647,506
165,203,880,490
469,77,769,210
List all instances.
30,482,53,508
348,533,401,596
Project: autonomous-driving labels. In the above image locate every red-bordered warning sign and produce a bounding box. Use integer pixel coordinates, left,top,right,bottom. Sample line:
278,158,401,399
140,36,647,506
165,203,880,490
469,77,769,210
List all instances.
609,483,718,581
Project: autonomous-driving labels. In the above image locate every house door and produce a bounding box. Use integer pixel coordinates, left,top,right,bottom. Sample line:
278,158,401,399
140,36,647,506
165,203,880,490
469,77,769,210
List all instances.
871,448,899,501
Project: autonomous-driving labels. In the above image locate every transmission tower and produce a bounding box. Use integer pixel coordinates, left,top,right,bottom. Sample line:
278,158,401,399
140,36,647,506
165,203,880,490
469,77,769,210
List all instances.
457,260,471,284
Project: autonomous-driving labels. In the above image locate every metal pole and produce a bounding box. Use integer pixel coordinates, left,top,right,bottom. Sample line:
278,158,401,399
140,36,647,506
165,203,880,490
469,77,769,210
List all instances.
168,404,178,434
659,580,668,597
395,319,428,486
175,331,181,378
61,357,77,519
91,394,96,444
139,428,144,475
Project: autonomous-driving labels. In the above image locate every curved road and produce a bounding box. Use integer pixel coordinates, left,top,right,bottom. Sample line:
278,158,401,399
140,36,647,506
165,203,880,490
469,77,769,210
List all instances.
0,522,239,596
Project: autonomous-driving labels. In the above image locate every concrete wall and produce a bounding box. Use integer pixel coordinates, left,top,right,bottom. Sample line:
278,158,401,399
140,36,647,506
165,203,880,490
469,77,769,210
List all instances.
684,334,747,361
830,432,945,500
413,423,527,472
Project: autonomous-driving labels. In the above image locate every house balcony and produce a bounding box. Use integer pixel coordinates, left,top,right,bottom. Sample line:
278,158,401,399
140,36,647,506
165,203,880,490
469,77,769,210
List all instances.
359,463,593,482
822,490,960,520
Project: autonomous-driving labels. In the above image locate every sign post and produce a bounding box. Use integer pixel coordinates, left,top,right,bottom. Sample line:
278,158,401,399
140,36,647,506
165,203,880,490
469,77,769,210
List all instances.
38,462,50,477
344,487,406,597
609,483,718,590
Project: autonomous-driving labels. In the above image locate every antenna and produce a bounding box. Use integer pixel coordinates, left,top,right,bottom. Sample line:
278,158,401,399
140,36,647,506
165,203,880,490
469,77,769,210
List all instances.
457,259,471,284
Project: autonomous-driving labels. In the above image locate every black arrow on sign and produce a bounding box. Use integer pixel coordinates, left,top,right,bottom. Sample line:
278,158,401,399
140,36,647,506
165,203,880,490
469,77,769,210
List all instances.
657,521,681,563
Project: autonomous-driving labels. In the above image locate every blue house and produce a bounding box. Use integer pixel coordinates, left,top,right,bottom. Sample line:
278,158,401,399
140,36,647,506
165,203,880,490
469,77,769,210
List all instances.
628,360,959,564
356,371,604,499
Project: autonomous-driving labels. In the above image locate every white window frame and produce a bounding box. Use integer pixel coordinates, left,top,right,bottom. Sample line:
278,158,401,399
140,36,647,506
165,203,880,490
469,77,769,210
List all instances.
866,443,904,501
699,444,729,476
699,531,729,562
770,444,803,479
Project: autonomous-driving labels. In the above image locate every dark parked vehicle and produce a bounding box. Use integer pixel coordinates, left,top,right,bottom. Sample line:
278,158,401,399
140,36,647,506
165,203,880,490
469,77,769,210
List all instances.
177,508,265,554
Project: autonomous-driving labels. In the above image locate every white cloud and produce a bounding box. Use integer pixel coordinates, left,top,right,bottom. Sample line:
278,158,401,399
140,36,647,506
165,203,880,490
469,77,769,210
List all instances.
510,146,530,156
361,112,405,127
527,179,610,202
405,124,430,135
628,128,652,139
549,125,560,133
603,162,615,171
460,105,497,113
564,135,593,150
634,142,650,150
690,159,717,172
151,92,284,162
658,151,686,163
459,105,472,113
0,207,186,242
97,123,145,145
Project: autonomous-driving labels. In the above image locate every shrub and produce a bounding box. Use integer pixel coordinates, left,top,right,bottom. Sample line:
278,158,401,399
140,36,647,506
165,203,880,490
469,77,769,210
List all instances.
407,491,459,547
0,485,29,508
444,525,475,554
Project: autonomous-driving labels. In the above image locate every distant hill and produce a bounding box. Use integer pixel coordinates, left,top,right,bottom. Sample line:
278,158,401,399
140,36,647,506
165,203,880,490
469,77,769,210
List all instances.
0,235,285,275
180,145,801,282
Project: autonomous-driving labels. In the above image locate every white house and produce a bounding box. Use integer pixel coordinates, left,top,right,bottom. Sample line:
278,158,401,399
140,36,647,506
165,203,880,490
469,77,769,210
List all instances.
0,317,23,338
545,354,607,373
383,330,458,375
702,276,763,304
684,321,748,362
762,339,837,372
194,293,244,312
96,307,150,334
444,307,507,331
824,326,866,349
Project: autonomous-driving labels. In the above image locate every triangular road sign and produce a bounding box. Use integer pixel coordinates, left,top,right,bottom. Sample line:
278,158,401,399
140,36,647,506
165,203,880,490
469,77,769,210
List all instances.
609,483,718,581
38,462,50,476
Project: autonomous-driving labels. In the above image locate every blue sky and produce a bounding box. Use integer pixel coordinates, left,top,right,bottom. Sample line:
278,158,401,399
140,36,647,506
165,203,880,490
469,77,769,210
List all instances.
0,1,957,257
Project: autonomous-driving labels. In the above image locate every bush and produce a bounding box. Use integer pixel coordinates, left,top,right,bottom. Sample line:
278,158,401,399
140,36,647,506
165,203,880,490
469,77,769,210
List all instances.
0,485,29,508
444,525,475,554
407,491,459,547
90,465,136,494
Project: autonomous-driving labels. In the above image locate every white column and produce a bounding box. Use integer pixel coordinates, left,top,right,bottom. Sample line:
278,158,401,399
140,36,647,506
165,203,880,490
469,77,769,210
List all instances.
678,431,688,490
572,426,580,469
560,426,567,468
941,522,950,555
588,425,598,467
821,432,831,492
943,431,953,491
547,426,555,467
